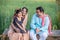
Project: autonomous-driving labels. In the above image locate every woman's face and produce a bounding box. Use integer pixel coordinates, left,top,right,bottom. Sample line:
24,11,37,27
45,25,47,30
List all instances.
22,9,27,15
17,12,22,17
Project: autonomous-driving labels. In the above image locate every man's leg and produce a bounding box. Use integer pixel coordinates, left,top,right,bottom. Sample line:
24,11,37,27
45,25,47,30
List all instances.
30,30,37,40
39,32,48,40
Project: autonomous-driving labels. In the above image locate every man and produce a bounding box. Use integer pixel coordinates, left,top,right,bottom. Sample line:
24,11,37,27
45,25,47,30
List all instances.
30,6,50,40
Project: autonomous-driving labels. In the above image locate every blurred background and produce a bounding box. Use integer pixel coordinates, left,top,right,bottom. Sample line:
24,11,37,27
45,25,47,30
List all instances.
0,0,60,34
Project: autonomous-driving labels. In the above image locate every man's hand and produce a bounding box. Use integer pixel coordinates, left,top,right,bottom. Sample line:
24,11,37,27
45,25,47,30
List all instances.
36,28,40,33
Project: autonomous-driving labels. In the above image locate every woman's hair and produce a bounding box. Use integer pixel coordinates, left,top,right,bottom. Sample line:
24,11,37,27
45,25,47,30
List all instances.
14,8,22,17
22,7,28,13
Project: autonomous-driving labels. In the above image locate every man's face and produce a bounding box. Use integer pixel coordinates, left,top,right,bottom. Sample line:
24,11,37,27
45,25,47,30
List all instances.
36,10,43,16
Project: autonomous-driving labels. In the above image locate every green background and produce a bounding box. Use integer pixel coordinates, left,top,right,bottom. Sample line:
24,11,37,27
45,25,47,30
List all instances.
0,0,60,34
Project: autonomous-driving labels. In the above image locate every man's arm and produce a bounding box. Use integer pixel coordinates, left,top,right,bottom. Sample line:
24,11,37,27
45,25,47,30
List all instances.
39,16,50,31
30,14,36,30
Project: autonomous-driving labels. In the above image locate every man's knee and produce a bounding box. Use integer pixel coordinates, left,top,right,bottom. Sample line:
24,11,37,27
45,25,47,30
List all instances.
29,30,36,39
40,32,48,39
30,30,35,34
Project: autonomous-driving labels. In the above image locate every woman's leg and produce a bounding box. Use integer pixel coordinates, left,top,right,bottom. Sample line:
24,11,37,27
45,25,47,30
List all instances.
18,33,23,40
23,31,29,40
8,27,14,40
11,33,18,40
11,33,22,40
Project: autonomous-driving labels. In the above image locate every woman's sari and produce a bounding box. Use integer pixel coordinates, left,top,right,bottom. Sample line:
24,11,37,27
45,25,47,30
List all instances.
8,14,29,40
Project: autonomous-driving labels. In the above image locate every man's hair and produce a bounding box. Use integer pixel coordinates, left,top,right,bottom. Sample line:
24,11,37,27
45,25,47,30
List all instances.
36,6,44,13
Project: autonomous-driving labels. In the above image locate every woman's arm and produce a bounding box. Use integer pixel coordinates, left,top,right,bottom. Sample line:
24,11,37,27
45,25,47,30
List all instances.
22,14,28,29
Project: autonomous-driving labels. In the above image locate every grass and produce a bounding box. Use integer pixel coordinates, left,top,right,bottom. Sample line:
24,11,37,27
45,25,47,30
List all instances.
0,0,58,34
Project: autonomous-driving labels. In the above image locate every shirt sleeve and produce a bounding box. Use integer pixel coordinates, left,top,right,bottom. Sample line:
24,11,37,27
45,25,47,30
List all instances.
39,16,50,31
30,14,37,30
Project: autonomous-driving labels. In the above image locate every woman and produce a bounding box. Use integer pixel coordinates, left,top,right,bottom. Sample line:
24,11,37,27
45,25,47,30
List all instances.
21,7,29,40
8,7,29,40
13,7,29,40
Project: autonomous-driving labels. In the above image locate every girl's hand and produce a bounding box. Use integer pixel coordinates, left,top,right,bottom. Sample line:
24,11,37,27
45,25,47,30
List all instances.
15,28,20,33
23,29,26,32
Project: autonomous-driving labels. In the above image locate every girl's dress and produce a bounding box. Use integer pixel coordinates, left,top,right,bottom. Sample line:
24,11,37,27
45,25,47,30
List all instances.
13,17,26,33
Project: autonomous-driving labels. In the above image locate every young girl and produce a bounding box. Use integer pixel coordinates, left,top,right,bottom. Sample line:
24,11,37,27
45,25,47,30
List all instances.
8,8,26,40
8,7,29,40
13,8,26,33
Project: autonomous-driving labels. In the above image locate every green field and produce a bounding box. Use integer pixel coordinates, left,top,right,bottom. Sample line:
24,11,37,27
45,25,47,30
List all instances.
0,0,59,34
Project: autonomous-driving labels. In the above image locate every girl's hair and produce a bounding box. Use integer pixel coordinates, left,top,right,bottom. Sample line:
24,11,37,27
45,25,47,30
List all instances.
22,7,28,13
14,8,22,17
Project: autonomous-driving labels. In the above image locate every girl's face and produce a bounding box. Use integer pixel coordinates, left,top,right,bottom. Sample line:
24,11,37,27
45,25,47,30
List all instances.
17,12,22,17
22,9,27,15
